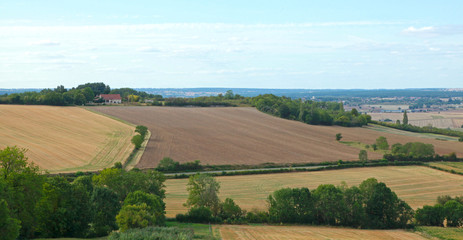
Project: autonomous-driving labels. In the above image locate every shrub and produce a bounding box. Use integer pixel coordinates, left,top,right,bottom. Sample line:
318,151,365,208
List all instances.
108,226,194,240
131,135,143,149
336,133,342,141
135,125,148,138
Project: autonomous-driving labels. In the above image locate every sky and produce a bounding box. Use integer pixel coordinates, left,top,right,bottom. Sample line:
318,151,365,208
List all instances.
1,0,463,89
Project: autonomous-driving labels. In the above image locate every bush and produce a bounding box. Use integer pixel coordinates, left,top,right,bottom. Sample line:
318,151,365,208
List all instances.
135,125,148,138
186,206,213,223
116,203,154,232
131,135,144,149
108,226,194,240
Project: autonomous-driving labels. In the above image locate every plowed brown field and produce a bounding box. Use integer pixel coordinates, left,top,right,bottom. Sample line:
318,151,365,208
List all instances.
218,225,427,240
92,106,463,168
0,105,135,172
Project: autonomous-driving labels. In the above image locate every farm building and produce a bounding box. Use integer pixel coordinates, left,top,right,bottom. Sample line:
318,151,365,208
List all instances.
98,94,122,104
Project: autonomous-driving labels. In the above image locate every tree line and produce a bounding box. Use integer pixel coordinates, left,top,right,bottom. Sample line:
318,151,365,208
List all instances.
251,94,371,127
0,82,160,106
0,146,168,239
176,174,413,229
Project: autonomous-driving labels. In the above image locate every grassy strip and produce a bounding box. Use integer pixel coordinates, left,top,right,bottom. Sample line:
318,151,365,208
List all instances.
123,130,151,170
371,120,463,139
426,164,463,176
166,161,425,179
165,221,220,240
415,226,463,240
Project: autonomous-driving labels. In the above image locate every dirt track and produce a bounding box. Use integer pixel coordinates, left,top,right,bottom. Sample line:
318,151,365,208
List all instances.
92,107,463,168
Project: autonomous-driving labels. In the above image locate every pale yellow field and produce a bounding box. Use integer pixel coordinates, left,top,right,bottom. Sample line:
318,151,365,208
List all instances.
0,105,135,172
218,225,427,240
165,166,463,217
370,110,463,129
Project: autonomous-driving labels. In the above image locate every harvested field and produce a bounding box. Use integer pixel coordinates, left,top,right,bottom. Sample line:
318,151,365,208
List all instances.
218,225,427,240
428,162,463,174
370,110,463,129
91,107,463,169
0,105,135,172
164,166,463,217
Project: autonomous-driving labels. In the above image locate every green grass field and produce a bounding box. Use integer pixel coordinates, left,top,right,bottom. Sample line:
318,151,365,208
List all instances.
416,226,463,240
165,221,219,239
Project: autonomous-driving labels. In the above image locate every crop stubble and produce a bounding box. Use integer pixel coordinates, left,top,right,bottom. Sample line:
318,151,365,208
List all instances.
164,166,463,217
0,105,134,172
218,225,427,240
91,107,463,169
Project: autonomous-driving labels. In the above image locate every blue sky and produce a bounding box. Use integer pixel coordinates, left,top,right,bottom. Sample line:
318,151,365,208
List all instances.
1,1,462,89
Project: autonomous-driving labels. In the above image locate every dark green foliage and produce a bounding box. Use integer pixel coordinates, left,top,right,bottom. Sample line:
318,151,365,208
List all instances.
93,168,166,202
157,158,202,172
459,136,463,142
108,226,194,240
77,82,110,95
176,206,223,224
403,110,409,125
0,146,44,238
132,135,143,149
312,184,346,225
35,176,92,238
0,199,21,240
444,200,463,227
268,188,313,224
135,125,148,138
265,178,413,229
251,94,370,127
336,133,342,141
415,205,445,226
245,209,269,223
90,186,120,237
390,142,435,158
123,191,165,226
186,174,220,215
359,150,368,162
219,198,244,223
116,203,154,232
375,136,389,150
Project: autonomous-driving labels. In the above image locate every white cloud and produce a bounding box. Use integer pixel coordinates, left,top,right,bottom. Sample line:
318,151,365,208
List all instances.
402,25,463,37
29,40,60,46
136,46,161,53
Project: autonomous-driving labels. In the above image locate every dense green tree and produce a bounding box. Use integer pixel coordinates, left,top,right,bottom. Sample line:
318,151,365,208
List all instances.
93,168,166,202
359,150,368,162
391,142,435,158
341,186,365,228
35,176,91,238
403,110,409,125
131,135,143,149
0,199,21,240
375,136,389,150
185,174,220,215
268,187,313,224
157,157,178,171
123,191,165,226
335,133,342,141
219,198,243,222
312,184,346,225
0,146,44,238
415,204,445,226
116,204,153,232
135,125,148,139
77,82,110,95
444,200,463,227
90,186,120,237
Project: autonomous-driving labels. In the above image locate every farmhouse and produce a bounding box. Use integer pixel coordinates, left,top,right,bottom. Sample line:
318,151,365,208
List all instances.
99,94,122,104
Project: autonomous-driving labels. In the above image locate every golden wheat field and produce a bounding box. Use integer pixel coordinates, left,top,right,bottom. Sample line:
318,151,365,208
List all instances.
0,105,135,172
165,166,463,217
218,225,427,240
370,110,463,129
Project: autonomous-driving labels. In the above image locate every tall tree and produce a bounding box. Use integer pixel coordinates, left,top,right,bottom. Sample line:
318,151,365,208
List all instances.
185,174,220,215
403,110,409,125
0,199,21,240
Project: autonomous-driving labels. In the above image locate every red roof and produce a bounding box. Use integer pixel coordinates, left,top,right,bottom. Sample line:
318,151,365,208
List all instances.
100,94,122,100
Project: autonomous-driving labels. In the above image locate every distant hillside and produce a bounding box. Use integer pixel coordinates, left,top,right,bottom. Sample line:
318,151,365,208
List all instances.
136,88,462,98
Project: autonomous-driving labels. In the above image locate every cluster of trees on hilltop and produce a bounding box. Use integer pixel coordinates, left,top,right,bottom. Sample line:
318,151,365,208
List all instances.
0,82,162,106
0,146,167,239
251,94,371,127
416,195,463,227
176,174,413,229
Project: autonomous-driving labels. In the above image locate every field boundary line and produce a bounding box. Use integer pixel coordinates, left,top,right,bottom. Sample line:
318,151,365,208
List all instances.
83,106,136,127
124,130,151,170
